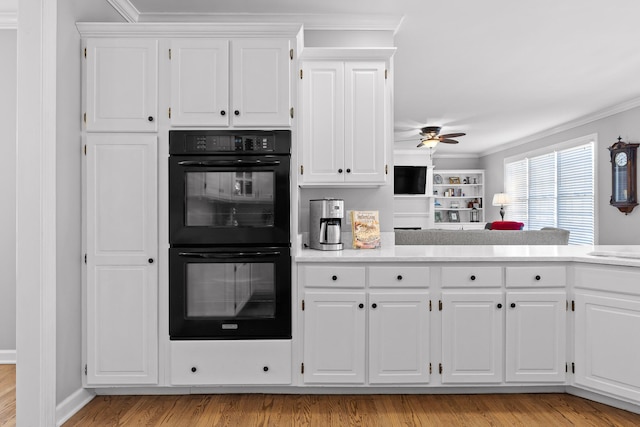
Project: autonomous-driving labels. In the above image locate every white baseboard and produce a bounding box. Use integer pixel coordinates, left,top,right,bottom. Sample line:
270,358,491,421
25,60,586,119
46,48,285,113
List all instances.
0,350,16,364
56,388,95,427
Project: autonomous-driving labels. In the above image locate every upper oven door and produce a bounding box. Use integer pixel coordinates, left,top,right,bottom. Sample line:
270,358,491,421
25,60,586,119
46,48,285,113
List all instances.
169,154,290,246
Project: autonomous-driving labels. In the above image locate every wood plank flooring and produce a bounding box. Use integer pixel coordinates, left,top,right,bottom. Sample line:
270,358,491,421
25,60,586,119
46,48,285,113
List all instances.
0,364,15,427
3,364,640,426
65,391,640,426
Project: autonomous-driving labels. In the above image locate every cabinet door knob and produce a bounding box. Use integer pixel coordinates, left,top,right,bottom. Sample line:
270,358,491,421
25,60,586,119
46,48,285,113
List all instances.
148,116,154,122
497,303,503,309
338,169,343,173
358,303,364,309
535,275,541,281
346,168,351,173
234,110,240,116
470,275,476,281
332,275,337,281
397,275,403,281
371,303,377,309
191,367,197,373
220,110,226,116
510,302,516,308
148,258,154,264
263,366,269,372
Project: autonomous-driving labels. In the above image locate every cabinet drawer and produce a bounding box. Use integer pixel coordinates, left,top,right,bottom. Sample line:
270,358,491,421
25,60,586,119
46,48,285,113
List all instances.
505,266,566,288
441,266,502,287
171,340,291,385
300,265,366,288
369,266,430,288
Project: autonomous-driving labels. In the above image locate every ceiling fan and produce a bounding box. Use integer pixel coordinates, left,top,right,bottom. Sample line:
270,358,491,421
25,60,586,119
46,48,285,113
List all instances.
417,126,466,148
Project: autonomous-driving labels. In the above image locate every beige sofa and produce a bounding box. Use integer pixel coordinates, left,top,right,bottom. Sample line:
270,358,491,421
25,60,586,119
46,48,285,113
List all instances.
394,227,570,245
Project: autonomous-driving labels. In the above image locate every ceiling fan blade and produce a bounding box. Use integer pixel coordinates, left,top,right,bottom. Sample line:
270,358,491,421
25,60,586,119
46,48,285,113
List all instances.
439,139,459,144
438,132,466,139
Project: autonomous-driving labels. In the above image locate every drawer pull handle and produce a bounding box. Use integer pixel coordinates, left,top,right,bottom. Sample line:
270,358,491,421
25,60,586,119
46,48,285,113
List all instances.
497,303,502,309
510,303,516,308
191,367,197,373
358,303,364,309
332,275,337,281
535,275,541,281
263,366,269,372
346,168,351,173
148,116,154,122
397,275,403,281
338,169,343,174
220,110,226,116
234,110,240,116
372,303,378,309
470,275,476,281
148,258,154,264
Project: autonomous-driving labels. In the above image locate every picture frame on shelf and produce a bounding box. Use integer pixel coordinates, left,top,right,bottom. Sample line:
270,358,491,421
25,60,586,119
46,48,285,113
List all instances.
434,211,442,223
449,176,461,184
448,210,460,222
434,174,443,184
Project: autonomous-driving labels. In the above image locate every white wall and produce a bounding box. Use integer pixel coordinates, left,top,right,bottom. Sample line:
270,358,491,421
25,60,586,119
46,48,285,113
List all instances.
55,0,123,405
480,105,640,244
0,29,16,355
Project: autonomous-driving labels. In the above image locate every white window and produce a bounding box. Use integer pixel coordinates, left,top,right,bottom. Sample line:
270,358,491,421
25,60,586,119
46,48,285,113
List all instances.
504,136,595,245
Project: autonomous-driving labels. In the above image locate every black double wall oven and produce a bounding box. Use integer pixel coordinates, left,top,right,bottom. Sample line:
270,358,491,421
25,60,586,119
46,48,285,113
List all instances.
169,130,291,340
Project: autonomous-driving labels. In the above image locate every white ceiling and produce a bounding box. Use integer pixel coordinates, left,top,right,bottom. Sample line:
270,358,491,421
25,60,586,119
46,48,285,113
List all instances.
110,0,640,156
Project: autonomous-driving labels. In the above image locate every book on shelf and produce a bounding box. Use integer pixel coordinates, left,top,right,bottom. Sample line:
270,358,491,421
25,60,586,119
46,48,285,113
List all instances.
350,210,381,249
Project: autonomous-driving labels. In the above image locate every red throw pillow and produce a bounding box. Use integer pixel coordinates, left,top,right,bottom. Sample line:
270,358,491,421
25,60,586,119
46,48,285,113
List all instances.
490,221,524,230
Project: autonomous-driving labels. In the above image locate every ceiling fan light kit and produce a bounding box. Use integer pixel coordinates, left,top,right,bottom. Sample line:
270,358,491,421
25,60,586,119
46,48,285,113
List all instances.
416,126,466,148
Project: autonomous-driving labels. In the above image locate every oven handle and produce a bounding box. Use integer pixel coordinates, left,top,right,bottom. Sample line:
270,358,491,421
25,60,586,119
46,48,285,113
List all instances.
177,159,281,167
178,251,281,259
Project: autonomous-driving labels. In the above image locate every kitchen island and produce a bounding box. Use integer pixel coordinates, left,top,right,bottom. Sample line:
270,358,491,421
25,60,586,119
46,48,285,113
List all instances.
295,241,640,414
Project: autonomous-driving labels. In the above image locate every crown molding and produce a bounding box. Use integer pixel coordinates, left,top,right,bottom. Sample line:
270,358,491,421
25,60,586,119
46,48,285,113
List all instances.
300,47,396,61
0,12,17,29
105,1,403,33
76,22,303,38
107,0,140,23
481,96,640,157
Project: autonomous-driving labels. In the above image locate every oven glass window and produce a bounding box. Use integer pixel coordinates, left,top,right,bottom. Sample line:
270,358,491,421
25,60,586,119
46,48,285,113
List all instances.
185,262,276,319
185,171,274,227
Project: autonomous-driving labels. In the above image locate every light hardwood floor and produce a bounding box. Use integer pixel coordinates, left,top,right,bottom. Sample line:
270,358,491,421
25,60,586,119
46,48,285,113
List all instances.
0,364,15,427
3,365,640,426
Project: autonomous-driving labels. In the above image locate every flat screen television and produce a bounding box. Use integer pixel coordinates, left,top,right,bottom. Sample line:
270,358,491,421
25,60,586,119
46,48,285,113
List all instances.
394,166,427,194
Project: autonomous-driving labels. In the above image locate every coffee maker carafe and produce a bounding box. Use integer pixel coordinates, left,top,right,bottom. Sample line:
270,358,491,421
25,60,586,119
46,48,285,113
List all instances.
309,199,344,251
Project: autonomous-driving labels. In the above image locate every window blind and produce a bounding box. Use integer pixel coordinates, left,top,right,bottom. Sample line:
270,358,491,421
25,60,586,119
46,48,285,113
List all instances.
504,140,594,245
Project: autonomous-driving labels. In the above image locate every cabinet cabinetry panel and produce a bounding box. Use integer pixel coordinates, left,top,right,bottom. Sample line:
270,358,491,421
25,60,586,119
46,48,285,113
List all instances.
85,134,158,385
303,291,366,383
300,265,365,288
232,39,291,127
441,291,503,383
170,39,229,126
575,292,640,401
85,38,158,132
442,266,502,287
369,292,430,384
505,291,566,382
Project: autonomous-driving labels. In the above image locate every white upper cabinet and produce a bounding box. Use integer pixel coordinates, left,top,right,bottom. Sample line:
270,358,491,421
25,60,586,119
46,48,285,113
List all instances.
170,39,230,126
300,49,394,186
85,38,158,132
231,39,292,127
84,133,158,385
170,38,291,127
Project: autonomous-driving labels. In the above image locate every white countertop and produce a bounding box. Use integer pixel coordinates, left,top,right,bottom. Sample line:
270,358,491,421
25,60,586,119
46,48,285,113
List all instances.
295,243,640,267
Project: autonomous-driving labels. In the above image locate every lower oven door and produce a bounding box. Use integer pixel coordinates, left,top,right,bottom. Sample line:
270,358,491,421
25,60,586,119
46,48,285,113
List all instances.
169,247,291,340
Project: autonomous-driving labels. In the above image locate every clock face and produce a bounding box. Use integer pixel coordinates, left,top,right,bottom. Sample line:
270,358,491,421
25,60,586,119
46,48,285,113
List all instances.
615,151,628,167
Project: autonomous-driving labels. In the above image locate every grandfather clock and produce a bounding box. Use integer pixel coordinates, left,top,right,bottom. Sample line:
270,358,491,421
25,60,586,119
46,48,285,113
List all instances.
608,137,639,214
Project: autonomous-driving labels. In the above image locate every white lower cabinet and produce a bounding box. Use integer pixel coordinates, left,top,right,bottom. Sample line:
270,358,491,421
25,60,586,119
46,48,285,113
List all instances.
84,134,158,386
505,291,566,383
574,291,640,402
171,340,292,385
303,291,367,384
441,291,504,383
301,264,431,385
369,292,431,384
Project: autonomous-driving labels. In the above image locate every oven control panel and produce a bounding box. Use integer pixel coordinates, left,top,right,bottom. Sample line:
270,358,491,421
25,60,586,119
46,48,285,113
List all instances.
185,134,274,152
